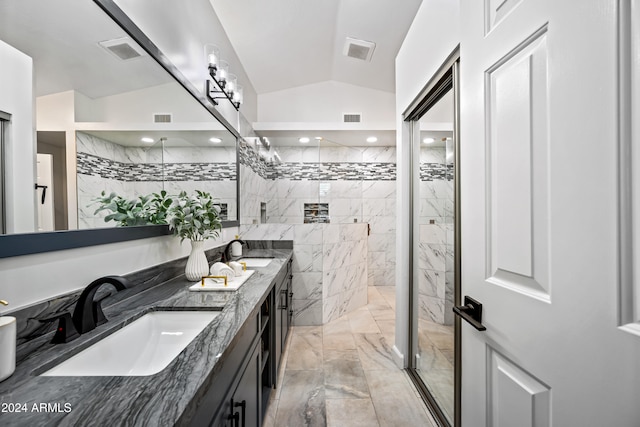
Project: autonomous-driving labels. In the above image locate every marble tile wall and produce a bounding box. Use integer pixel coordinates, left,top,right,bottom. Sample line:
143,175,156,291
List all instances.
268,147,396,289
239,223,368,326
238,144,393,325
418,147,454,325
77,132,238,227
322,223,368,324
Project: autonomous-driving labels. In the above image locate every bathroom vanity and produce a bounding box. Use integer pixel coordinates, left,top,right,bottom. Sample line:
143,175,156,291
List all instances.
0,248,292,426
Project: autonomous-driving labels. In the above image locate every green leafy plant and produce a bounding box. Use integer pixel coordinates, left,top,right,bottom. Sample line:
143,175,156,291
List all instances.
92,190,173,227
92,190,222,242
167,190,222,242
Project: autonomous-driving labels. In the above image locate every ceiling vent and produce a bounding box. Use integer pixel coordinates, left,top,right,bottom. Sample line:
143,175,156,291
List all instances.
343,113,362,123
153,113,173,123
343,37,376,62
99,37,145,61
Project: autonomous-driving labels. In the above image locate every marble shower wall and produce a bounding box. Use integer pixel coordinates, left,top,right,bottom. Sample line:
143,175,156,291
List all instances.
239,222,368,326
238,142,393,326
77,132,238,228
268,146,396,289
76,132,163,229
239,141,274,225
418,147,454,325
321,223,368,324
162,145,237,221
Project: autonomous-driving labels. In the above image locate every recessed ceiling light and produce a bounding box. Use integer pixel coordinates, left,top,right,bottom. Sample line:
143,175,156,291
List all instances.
141,137,154,143
423,137,435,144
209,137,222,143
315,136,323,140
299,137,310,143
366,136,378,143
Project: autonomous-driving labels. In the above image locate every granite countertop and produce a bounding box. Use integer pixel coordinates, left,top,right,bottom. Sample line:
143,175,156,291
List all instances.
0,248,292,426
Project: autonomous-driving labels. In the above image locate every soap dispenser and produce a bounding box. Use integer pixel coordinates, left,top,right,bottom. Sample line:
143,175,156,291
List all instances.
0,300,16,382
231,235,243,257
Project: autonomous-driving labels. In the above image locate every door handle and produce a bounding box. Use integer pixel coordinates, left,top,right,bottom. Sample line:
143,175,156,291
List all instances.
453,296,486,331
234,400,246,427
228,411,240,427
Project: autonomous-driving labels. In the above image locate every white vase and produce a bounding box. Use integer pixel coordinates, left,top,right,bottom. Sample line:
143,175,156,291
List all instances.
185,240,209,281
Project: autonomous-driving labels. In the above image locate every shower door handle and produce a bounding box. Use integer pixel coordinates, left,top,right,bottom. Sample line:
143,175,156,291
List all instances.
453,296,486,331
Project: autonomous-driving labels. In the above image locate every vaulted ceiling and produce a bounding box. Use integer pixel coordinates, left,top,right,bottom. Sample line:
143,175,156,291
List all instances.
209,0,423,95
0,0,171,99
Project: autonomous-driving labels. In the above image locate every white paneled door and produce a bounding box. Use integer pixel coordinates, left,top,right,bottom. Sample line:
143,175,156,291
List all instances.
459,0,640,425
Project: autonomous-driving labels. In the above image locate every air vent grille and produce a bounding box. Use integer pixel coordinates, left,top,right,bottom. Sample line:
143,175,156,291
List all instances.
106,43,141,60
98,37,145,61
153,113,172,123
343,37,376,62
343,113,361,123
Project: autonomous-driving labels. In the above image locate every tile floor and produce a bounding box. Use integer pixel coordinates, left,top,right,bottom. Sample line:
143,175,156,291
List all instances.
416,319,454,423
263,286,438,427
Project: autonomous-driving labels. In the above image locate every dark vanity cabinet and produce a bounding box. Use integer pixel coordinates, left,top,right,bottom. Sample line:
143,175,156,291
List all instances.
193,259,293,427
216,343,260,427
206,306,264,427
274,259,293,379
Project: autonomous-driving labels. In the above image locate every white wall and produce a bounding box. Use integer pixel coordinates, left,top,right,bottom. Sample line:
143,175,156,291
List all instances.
394,0,460,367
257,80,395,124
0,40,36,234
74,83,218,125
36,91,75,130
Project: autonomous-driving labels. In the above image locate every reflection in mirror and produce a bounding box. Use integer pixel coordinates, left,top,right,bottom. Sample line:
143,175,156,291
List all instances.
415,88,455,424
76,130,237,228
0,0,238,236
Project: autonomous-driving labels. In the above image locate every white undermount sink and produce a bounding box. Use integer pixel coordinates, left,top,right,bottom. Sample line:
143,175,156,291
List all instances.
41,311,219,377
238,257,274,267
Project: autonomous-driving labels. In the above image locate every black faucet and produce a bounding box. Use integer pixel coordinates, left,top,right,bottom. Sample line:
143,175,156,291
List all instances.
72,275,129,334
221,239,245,263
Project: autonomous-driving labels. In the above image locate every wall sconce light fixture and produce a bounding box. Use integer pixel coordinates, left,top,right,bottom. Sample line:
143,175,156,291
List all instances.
205,44,243,110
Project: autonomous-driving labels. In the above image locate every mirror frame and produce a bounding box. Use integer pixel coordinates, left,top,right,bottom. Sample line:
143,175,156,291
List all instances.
0,0,241,258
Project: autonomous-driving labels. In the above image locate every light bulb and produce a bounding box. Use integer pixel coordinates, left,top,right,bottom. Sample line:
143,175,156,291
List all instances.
205,45,220,71
234,86,243,105
226,74,237,96
218,60,229,84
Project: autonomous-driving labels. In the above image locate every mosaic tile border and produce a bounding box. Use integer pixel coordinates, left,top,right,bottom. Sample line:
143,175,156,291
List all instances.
420,163,454,181
77,152,236,182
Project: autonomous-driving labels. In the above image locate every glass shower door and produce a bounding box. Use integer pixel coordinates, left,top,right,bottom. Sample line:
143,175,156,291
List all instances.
415,130,455,424
410,83,457,425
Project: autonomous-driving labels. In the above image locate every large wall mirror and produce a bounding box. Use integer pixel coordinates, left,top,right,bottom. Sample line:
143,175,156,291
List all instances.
0,0,239,257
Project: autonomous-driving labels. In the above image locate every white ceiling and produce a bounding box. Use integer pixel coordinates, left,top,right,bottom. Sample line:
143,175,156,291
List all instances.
259,129,397,147
210,0,423,95
0,0,172,98
82,130,236,148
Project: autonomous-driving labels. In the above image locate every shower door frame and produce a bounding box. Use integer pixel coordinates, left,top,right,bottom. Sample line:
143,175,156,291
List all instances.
0,111,9,235
403,48,461,427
